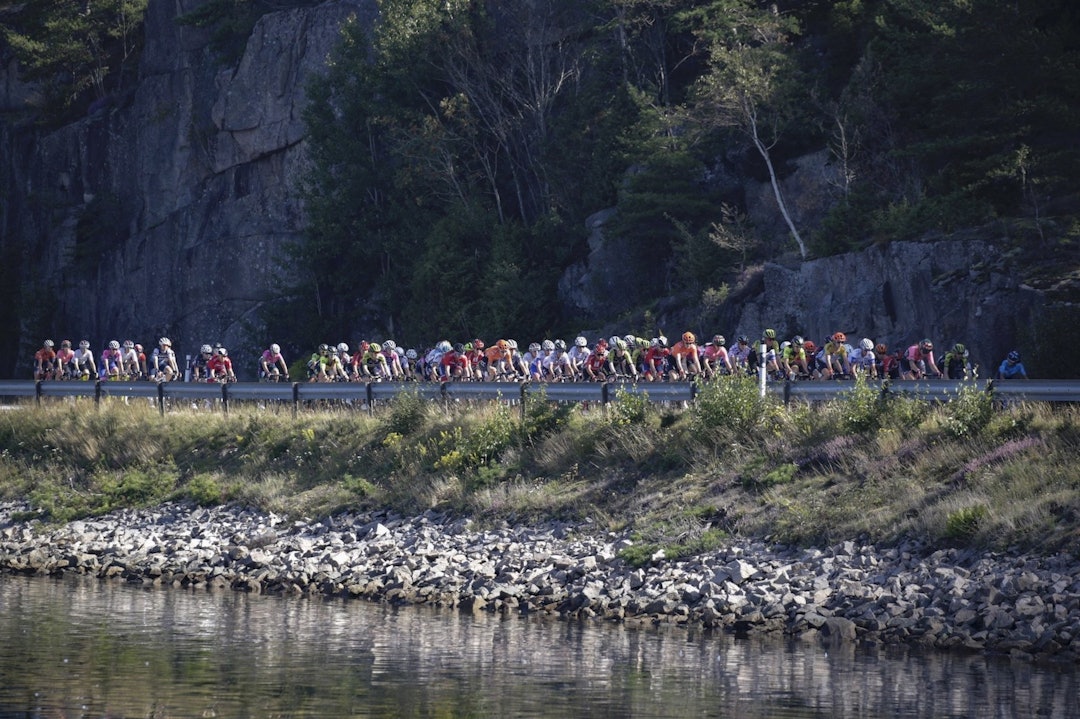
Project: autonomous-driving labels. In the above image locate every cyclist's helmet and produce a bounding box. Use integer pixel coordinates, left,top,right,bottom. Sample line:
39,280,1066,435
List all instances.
609,335,620,348
541,339,554,351
507,339,518,350
134,343,143,353
712,335,726,346
875,343,887,354
683,331,696,344
337,342,349,353
406,348,418,360
123,340,134,349
369,342,382,353
395,346,405,356
832,332,846,343
201,344,213,354
792,335,804,346
553,339,567,351
454,343,465,353
1007,350,1021,363
529,342,541,354
109,340,120,349
496,339,509,350
657,335,668,347
615,338,627,350
919,338,934,352
737,335,749,344
464,342,473,352
437,340,453,353
159,337,171,346
624,334,636,347
217,347,228,356
473,339,485,350
79,340,90,349
860,338,874,351
952,343,966,356
575,336,588,348
803,340,817,353
596,337,609,349
763,329,776,340
270,343,281,354
781,341,791,351
318,343,329,353
43,339,54,348
61,339,71,348
383,340,396,350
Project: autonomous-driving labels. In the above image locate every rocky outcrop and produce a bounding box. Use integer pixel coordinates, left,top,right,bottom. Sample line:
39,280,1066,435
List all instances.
3,501,1078,662
0,0,376,376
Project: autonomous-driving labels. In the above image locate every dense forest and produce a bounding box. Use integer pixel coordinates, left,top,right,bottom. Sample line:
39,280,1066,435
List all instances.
3,0,1079,350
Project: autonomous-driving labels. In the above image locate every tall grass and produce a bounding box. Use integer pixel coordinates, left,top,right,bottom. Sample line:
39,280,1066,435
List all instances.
1,393,1078,556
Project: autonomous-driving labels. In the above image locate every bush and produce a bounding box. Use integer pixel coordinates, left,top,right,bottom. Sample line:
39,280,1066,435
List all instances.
942,383,994,438
945,504,989,540
694,375,779,435
383,388,431,437
609,386,651,426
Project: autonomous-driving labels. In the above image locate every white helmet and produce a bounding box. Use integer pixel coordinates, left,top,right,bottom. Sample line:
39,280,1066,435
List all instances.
529,342,541,353
624,335,636,346
406,348,418,360
123,340,134,349
337,342,349,353
861,338,874,351
109,340,120,350
657,335,668,347
43,339,54,348
159,337,171,346
79,340,90,349
436,340,452,353
395,345,404,356
506,339,518,349
217,347,228,356
270,343,281,354
383,339,396,350
201,344,213,354
575,336,587,347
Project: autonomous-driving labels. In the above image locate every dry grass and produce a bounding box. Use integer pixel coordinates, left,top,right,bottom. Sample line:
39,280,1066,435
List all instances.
2,392,1079,556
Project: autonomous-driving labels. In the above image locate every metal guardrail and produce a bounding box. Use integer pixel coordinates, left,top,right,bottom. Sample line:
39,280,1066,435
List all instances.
0,378,1075,415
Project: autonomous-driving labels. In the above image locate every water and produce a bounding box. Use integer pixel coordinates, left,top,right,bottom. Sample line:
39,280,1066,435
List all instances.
0,575,1076,718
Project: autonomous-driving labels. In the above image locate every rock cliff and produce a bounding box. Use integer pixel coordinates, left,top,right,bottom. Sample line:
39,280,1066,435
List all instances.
0,0,376,378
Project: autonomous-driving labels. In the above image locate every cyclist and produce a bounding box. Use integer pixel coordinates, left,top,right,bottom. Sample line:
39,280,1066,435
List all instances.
701,335,732,378
101,340,123,380
568,337,591,379
901,338,941,379
780,336,809,379
820,332,851,379
873,343,898,380
120,340,141,379
151,337,180,381
190,344,213,381
729,335,752,374
849,338,878,378
307,344,332,382
72,340,97,380
642,337,669,382
941,343,972,380
439,342,471,380
997,350,1028,379
669,332,702,381
606,337,638,380
383,341,405,380
584,339,609,381
260,343,290,382
484,340,514,380
33,339,57,380
207,347,236,382
801,339,823,379
54,340,75,379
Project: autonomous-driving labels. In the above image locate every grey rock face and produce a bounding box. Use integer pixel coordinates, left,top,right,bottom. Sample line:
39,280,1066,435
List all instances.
0,0,376,375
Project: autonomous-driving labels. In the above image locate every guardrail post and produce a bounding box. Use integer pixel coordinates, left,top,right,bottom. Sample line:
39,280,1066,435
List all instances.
221,382,230,414
783,379,792,406
157,381,165,416
519,382,527,423
35,380,42,406
291,382,299,417
366,382,374,416
601,381,610,417
879,378,891,403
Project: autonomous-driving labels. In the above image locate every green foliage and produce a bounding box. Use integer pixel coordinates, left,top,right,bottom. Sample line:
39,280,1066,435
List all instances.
693,375,779,435
522,387,575,443
941,384,994,438
609,386,650,426
842,374,887,433
1,0,148,119
945,504,989,541
382,388,431,438
183,473,225,506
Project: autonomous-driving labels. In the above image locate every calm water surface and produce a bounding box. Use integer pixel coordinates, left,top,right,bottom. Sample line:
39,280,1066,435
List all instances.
0,575,1076,718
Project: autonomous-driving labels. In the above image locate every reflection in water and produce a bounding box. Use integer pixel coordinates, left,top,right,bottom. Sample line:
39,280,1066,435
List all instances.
0,575,1076,718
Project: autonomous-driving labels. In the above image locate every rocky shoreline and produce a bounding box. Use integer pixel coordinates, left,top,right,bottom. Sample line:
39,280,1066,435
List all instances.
2,501,1078,662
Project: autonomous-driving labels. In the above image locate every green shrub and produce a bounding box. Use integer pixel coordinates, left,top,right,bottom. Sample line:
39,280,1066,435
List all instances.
842,374,888,433
184,473,225,506
383,387,431,437
945,504,989,540
942,383,994,438
694,375,779,435
522,386,575,442
610,386,651,426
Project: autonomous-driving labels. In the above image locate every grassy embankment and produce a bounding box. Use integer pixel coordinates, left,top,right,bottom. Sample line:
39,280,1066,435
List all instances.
1,378,1078,562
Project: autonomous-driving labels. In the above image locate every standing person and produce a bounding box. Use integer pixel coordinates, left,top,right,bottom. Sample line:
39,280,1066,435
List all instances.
260,343,290,381
151,337,179,381
33,339,57,380
72,340,97,380
997,350,1029,379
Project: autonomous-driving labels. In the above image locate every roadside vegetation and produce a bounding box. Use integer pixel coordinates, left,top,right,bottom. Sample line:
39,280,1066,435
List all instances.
1,379,1078,561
